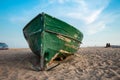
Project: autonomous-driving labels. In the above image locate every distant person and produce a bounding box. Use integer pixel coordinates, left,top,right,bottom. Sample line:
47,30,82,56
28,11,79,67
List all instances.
106,43,111,48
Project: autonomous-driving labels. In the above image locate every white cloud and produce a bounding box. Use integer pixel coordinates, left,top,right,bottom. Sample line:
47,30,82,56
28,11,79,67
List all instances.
62,0,111,35
50,0,68,4
64,0,109,21
84,8,103,24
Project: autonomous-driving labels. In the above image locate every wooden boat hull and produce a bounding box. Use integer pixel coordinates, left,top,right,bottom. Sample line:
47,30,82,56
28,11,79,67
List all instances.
23,13,83,70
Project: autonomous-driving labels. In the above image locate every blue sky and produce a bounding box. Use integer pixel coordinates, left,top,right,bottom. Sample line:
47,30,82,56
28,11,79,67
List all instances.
0,0,120,48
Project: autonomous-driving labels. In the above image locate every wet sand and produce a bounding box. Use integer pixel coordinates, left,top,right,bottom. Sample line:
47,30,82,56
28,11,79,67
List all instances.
0,48,120,80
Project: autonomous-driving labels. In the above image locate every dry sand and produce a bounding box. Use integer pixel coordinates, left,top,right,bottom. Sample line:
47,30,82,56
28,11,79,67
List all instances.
0,48,120,80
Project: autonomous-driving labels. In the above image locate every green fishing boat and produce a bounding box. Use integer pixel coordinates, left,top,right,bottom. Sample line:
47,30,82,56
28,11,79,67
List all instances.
23,12,83,70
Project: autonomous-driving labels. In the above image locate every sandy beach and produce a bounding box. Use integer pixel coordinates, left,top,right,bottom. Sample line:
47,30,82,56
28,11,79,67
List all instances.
0,47,120,80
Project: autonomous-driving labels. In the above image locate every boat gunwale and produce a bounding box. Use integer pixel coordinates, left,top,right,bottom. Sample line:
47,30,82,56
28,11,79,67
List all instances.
23,13,42,31
23,12,83,37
